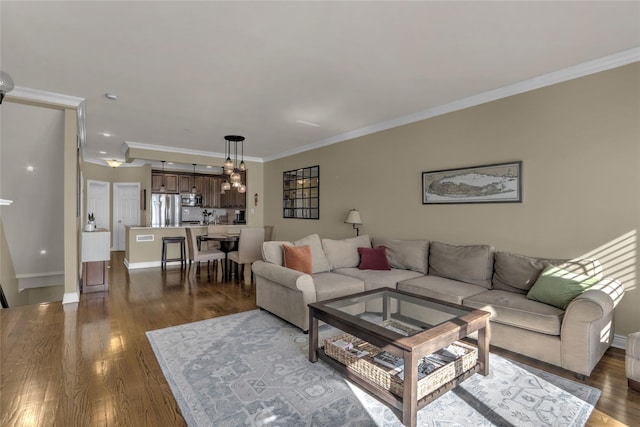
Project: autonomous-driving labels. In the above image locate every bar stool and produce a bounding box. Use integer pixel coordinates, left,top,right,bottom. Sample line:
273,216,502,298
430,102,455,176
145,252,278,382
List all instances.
161,236,186,270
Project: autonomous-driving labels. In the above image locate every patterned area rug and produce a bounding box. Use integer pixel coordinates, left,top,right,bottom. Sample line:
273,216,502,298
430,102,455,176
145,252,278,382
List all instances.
146,310,600,427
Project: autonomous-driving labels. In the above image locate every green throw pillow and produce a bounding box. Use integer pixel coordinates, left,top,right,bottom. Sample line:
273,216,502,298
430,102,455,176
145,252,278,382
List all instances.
527,265,600,309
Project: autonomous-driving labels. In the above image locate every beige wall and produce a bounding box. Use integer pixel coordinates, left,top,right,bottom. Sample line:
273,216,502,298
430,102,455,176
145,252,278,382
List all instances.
263,63,640,336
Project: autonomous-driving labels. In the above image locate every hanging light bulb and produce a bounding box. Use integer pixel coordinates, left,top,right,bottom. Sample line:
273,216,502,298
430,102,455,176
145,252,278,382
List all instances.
238,184,246,193
239,138,246,171
160,160,166,192
222,181,231,191
191,163,197,194
230,171,241,184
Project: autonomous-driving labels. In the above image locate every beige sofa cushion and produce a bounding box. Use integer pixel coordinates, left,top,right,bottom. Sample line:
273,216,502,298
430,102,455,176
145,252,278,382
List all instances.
335,267,424,292
493,251,564,294
372,237,429,274
312,272,365,301
397,275,488,305
293,234,331,274
463,290,564,336
261,240,291,266
322,235,371,269
429,241,494,288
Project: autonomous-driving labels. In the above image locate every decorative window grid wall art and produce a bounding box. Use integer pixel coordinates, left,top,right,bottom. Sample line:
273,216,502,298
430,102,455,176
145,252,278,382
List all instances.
283,165,319,219
422,161,522,204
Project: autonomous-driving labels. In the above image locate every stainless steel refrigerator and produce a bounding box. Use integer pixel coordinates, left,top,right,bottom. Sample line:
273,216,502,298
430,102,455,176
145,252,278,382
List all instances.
151,193,181,227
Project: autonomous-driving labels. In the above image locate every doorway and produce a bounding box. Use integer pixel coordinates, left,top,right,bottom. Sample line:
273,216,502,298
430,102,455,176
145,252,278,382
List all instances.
87,180,110,230
113,182,140,251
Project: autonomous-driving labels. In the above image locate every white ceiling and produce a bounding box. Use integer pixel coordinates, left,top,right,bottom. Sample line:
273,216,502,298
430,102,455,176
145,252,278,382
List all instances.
1,1,639,168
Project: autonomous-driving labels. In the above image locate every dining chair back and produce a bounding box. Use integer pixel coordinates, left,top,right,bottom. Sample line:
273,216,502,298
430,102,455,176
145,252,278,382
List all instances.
264,225,275,242
206,224,228,249
227,228,265,283
185,228,225,280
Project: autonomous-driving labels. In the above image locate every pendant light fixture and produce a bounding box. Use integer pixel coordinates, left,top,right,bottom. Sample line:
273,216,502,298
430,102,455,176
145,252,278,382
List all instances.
191,163,197,194
223,135,246,191
160,160,166,192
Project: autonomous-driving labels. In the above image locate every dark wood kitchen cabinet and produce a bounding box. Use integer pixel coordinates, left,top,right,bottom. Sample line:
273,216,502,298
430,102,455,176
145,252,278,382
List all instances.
152,173,178,193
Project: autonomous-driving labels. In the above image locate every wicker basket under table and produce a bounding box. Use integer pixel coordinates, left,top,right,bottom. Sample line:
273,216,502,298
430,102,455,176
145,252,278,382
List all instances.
324,326,478,400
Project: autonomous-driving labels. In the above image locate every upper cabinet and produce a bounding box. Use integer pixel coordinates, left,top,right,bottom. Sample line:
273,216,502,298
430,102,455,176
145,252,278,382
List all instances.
151,170,245,209
152,173,178,193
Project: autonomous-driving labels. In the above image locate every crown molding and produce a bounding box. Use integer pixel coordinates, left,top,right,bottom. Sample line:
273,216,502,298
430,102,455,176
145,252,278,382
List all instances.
264,47,640,162
122,141,263,163
6,86,84,108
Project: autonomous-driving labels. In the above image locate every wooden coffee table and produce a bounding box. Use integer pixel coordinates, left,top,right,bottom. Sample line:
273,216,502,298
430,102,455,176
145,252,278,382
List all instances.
308,287,490,427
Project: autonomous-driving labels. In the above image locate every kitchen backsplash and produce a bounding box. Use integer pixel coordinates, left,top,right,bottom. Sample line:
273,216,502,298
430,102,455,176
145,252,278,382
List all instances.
181,207,228,224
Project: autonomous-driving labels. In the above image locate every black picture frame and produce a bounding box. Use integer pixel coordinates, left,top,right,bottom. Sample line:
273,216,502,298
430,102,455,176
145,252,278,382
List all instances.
422,161,522,204
283,165,319,219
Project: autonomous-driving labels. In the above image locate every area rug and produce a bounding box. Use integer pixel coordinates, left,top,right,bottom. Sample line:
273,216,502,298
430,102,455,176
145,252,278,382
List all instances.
146,309,600,427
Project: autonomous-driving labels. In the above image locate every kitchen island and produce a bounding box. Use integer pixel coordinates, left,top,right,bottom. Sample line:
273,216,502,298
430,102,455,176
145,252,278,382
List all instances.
124,224,246,270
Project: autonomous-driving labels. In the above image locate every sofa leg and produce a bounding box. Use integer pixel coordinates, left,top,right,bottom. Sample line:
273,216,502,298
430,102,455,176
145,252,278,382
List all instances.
575,373,586,381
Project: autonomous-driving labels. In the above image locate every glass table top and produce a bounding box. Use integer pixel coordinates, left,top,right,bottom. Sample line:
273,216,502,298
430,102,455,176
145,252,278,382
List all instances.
322,289,472,337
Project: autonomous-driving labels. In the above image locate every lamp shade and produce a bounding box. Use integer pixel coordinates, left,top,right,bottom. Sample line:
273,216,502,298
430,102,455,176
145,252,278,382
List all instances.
344,209,362,225
105,159,122,168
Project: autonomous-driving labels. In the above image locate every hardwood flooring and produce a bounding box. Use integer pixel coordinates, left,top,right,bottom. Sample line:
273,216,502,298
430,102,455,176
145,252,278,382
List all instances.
1,251,638,426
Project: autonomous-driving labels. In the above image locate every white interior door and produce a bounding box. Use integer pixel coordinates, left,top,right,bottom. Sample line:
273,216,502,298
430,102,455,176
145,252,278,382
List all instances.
113,182,140,251
87,180,110,229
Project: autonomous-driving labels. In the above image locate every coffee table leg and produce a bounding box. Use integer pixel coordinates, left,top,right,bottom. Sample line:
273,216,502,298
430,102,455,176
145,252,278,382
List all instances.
478,321,490,376
402,351,417,427
309,309,318,363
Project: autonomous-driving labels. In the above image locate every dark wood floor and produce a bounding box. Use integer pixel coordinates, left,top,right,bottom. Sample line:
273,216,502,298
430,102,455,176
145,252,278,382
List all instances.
1,251,638,426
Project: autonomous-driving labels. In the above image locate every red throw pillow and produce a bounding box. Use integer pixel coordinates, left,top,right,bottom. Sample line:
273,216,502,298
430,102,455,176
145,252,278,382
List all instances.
358,246,391,270
283,244,313,274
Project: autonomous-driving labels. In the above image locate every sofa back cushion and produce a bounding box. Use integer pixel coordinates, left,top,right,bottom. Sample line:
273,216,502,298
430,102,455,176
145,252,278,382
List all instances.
493,251,565,294
429,241,494,289
322,235,371,269
372,237,429,274
294,234,331,273
262,240,291,266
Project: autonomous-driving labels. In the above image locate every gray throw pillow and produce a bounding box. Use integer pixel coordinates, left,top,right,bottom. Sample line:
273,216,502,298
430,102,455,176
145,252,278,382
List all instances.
293,234,331,273
322,235,371,269
429,241,494,289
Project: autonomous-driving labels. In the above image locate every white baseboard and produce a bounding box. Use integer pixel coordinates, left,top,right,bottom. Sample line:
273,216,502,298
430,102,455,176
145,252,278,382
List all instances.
612,333,626,350
126,260,184,270
62,291,80,304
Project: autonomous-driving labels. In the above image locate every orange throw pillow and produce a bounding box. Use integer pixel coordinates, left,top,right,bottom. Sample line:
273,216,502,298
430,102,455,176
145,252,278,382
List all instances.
283,245,313,274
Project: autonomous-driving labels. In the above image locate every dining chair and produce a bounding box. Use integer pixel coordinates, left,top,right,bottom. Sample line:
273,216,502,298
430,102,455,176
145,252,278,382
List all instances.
264,225,275,242
227,228,265,284
185,228,226,281
206,224,228,249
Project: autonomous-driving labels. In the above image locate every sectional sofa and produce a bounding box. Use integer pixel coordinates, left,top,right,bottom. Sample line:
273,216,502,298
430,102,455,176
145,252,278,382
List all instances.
251,234,624,376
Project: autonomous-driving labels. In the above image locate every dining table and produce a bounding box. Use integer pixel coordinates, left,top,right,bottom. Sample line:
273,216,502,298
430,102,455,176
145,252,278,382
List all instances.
197,234,239,282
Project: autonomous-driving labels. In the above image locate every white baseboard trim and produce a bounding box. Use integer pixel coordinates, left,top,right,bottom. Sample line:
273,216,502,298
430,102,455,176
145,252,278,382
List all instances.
126,260,184,270
612,333,626,350
62,291,80,304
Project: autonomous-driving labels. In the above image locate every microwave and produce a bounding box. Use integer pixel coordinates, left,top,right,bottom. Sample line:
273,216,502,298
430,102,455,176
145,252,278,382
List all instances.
181,193,202,207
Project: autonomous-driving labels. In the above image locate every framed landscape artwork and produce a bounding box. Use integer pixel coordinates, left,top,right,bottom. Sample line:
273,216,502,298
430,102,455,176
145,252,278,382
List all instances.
422,161,522,204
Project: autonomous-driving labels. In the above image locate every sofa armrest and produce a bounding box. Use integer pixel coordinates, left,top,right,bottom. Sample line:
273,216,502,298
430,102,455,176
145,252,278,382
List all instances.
252,261,316,299
560,277,625,376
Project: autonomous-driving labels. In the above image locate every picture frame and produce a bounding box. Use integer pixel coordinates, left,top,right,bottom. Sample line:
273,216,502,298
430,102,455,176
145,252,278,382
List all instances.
422,161,522,204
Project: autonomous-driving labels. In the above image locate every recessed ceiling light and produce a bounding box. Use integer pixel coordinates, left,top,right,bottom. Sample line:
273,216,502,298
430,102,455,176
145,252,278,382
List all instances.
296,120,320,127
101,132,112,137
40,249,47,255
99,151,107,155
206,165,212,168
167,162,174,165
26,165,35,172
105,93,118,100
